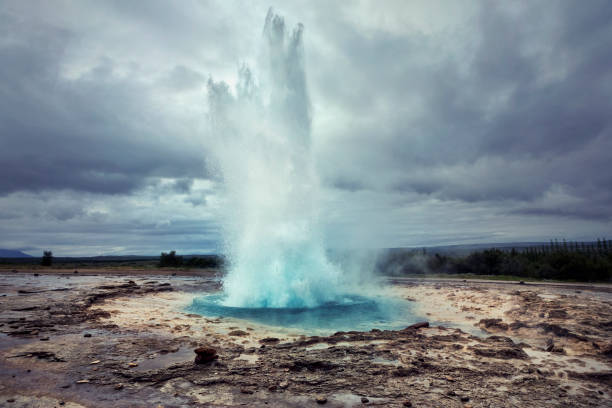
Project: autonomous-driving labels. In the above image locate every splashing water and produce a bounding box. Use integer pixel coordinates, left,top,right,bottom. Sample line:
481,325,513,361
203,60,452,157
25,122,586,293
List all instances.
206,9,345,308
189,294,419,335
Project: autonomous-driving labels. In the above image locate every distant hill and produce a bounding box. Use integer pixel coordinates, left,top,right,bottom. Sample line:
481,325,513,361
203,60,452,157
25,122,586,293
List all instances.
0,249,33,258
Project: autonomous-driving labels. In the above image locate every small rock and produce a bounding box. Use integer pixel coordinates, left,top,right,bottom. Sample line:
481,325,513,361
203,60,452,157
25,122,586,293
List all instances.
547,309,568,319
259,337,280,344
268,385,277,391
479,318,509,331
315,395,327,404
76,379,90,384
393,367,416,377
519,280,525,285
447,390,456,396
59,402,65,406
34,273,39,277
74,270,79,274
361,396,369,403
7,399,15,403
404,321,429,330
194,346,218,364
279,381,289,389
600,343,612,356
114,383,124,390
403,401,412,407
90,360,101,365
39,337,49,341
83,333,92,338
228,330,248,336
240,388,254,394
128,362,138,367
461,396,470,402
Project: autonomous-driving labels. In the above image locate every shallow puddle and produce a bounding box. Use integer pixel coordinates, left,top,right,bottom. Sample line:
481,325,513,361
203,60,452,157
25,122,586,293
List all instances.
371,356,401,366
135,347,194,371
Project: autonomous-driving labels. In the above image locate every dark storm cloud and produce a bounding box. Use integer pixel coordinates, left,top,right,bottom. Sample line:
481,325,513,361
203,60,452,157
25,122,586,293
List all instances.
171,178,194,194
1,0,611,254
316,1,612,220
0,8,206,196
478,2,612,157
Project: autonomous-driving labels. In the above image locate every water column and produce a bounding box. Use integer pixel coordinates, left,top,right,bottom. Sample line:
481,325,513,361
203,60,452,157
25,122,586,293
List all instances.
206,9,342,308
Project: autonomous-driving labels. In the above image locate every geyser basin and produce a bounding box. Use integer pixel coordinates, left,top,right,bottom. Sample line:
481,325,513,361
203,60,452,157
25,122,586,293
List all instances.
188,294,424,334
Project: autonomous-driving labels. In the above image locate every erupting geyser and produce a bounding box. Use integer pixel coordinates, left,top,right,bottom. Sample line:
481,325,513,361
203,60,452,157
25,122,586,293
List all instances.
206,9,344,308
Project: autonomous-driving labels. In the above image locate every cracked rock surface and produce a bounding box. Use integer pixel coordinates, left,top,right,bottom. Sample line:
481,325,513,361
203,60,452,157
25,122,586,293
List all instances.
0,271,610,407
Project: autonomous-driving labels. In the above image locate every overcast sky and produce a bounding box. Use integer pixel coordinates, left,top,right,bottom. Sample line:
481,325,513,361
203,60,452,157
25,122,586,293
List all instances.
1,0,611,256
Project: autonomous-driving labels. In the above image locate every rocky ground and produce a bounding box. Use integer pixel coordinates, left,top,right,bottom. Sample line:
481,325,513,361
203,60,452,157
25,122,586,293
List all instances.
0,270,610,407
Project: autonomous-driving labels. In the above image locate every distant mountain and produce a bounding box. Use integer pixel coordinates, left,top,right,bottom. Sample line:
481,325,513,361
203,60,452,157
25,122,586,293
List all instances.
0,249,33,258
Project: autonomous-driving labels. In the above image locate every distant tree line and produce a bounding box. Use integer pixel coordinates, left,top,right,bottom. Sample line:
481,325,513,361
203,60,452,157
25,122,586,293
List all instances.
158,251,223,269
377,239,612,282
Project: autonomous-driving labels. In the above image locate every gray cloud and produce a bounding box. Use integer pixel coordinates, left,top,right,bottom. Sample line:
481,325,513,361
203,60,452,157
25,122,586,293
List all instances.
315,1,612,222
0,5,209,197
162,66,207,92
510,207,611,222
0,0,611,254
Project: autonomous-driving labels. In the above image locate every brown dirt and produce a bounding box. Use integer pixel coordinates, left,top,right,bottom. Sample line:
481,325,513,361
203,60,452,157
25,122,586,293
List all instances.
0,271,610,407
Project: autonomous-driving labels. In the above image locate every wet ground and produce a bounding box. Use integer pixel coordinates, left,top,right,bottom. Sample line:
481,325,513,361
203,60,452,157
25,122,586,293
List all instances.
0,269,610,407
